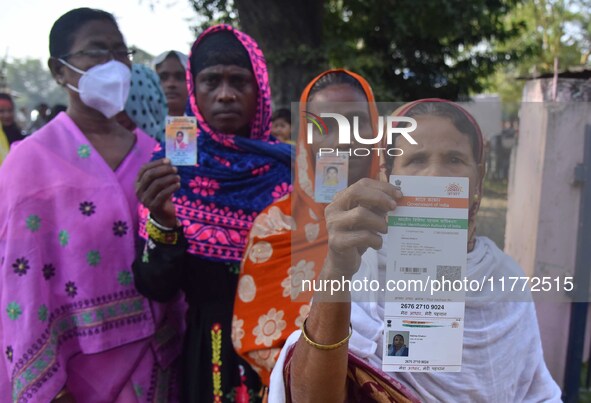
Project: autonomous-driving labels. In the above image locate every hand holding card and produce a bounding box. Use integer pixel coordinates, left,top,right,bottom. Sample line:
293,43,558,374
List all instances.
135,159,180,228
323,178,401,279
166,116,198,166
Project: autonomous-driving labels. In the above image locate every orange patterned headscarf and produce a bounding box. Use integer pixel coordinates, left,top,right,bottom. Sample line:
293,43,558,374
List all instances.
232,69,383,386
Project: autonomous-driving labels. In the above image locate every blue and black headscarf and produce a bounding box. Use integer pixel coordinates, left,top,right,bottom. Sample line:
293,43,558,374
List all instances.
146,24,292,263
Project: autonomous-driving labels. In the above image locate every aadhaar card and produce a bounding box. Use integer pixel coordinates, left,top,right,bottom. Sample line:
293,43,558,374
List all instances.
382,175,469,373
165,116,197,166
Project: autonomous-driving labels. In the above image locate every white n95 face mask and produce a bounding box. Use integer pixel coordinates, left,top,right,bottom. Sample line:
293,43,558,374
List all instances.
59,59,131,118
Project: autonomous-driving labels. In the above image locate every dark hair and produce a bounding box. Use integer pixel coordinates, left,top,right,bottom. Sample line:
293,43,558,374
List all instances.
308,72,366,101
326,166,338,174
394,334,405,342
272,108,291,124
49,8,118,57
0,93,15,107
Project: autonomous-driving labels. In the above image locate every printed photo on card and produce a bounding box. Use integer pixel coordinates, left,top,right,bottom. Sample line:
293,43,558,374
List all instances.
166,116,197,166
382,302,465,372
314,153,348,203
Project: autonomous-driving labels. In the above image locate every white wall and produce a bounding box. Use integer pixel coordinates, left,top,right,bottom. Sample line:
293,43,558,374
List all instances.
505,78,589,387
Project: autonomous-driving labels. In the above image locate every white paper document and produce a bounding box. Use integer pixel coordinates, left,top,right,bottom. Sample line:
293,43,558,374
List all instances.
383,175,469,373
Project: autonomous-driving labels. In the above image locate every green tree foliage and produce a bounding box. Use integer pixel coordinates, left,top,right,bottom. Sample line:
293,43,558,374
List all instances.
187,0,524,103
3,58,67,111
485,0,591,113
324,0,523,101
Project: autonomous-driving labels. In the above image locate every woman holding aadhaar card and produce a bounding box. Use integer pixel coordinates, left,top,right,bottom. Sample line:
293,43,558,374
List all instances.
269,100,561,402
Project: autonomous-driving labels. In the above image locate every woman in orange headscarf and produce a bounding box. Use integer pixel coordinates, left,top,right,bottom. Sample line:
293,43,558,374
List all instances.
232,69,385,389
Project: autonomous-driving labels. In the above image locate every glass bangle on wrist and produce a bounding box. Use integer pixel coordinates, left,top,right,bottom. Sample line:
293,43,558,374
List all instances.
146,214,181,245
148,213,178,231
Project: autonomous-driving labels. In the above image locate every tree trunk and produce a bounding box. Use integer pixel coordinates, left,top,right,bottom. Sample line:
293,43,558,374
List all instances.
234,0,326,108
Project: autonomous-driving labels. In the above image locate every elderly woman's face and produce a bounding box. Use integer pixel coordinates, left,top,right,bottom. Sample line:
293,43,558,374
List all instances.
391,115,480,201
194,65,257,135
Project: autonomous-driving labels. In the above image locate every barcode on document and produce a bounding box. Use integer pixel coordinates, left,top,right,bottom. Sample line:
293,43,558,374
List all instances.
399,267,427,274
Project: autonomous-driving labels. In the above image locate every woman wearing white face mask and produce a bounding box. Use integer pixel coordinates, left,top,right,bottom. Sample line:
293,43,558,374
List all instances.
0,8,183,403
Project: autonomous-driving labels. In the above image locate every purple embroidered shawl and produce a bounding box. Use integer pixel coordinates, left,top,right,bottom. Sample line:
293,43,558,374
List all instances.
0,113,183,402
139,24,293,263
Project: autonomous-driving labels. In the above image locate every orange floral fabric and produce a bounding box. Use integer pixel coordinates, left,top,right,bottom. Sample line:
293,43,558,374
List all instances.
232,69,383,385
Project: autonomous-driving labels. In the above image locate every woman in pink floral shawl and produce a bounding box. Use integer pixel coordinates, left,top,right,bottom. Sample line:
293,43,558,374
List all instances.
0,8,182,402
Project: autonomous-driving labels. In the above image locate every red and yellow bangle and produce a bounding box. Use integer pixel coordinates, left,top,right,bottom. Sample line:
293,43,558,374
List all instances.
146,215,180,245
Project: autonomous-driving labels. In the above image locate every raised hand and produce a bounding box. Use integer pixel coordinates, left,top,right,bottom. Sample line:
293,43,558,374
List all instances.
135,158,180,228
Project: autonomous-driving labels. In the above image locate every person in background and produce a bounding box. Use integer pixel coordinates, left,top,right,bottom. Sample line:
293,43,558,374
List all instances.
117,63,168,141
0,8,183,402
0,93,24,145
271,108,292,144
153,50,189,117
133,24,292,402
